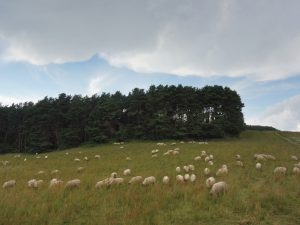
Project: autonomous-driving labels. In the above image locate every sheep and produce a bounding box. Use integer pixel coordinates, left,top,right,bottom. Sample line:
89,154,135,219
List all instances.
201,151,207,157
254,154,266,161
209,155,214,160
291,155,298,161
24,158,27,162
171,142,176,146
84,156,89,161
176,175,184,183
74,158,81,162
95,179,110,188
208,161,214,166
172,150,179,155
194,156,202,161
51,169,60,175
157,142,166,147
151,154,158,158
294,162,300,168
151,149,159,154
183,166,189,173
36,180,44,186
190,174,196,183
216,166,228,176
44,155,48,159
77,167,84,173
126,157,132,161
111,172,117,178
128,176,143,184
37,170,45,175
204,168,210,176
256,162,262,170
236,161,244,167
162,176,170,184
274,167,287,178
180,141,185,144
36,156,41,159
293,167,300,175
28,179,38,188
236,154,241,160
65,152,69,155
176,166,181,173
120,146,124,149
94,155,101,159
204,156,210,162
65,179,80,189
184,174,190,181
110,177,124,185
49,178,63,188
123,169,131,176
210,181,228,197
188,164,195,171
174,147,180,151
205,177,216,188
264,154,276,160
142,176,156,186
2,180,16,189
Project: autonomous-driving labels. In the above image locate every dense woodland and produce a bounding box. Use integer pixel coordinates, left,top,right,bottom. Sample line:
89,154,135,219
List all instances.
0,85,244,153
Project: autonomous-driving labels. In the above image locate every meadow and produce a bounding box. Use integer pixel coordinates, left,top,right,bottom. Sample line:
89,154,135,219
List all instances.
1,131,300,225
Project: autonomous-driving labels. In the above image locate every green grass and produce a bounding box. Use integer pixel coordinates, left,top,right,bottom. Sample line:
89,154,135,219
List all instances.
1,131,300,225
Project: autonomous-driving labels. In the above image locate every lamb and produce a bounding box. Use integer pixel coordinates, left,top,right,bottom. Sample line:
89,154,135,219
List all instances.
151,149,159,154
293,167,300,175
274,167,287,177
210,181,228,196
123,169,131,176
94,155,101,159
128,176,143,184
194,156,202,161
65,179,80,189
291,155,298,161
162,176,170,184
256,162,262,170
190,174,196,183
236,161,244,167
176,175,184,183
264,154,276,160
49,178,63,188
204,168,210,176
171,142,176,146
205,177,216,188
2,180,16,189
176,167,181,173
142,176,156,186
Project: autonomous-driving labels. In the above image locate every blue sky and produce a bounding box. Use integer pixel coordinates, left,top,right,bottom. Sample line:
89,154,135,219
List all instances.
1,0,300,131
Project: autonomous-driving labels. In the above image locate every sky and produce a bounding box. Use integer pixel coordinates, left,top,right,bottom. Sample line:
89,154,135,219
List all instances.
0,0,300,131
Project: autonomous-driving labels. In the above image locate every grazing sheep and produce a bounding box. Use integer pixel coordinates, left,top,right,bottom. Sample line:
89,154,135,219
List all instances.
65,152,69,155
110,177,124,185
204,168,210,176
188,164,195,171
208,161,214,166
294,162,300,168
36,180,43,186
151,149,159,154
176,175,184,183
171,142,176,146
44,155,48,159
264,154,276,160
111,172,117,178
77,167,84,173
162,176,170,184
28,179,38,188
184,174,190,181
36,156,41,159
157,142,166,147
24,158,27,162
128,176,143,184
74,158,80,162
204,156,210,162
174,147,180,151
194,156,202,161
236,161,244,167
49,178,63,188
51,169,60,175
176,166,181,173
236,154,241,160
201,151,207,157
151,154,158,158
180,141,185,144
183,166,189,173
95,178,111,188
210,181,228,196
254,154,266,161
274,167,287,177
94,155,101,159
2,180,16,189
37,170,45,175
205,177,216,188
142,176,156,186
120,146,124,149
209,155,214,160
172,150,179,155
293,167,300,175
65,179,80,189
123,169,131,176
291,155,298,161
216,165,228,176
84,156,89,161
254,163,261,171
190,174,196,183
126,157,132,161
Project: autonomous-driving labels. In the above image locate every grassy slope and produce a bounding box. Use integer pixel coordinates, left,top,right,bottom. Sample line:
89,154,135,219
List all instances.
1,131,300,225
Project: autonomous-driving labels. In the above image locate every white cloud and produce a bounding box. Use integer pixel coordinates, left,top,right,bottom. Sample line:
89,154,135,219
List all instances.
246,95,300,131
1,0,300,80
87,74,117,95
0,95,39,106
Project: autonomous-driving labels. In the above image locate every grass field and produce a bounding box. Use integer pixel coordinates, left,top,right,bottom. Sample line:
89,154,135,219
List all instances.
1,131,300,225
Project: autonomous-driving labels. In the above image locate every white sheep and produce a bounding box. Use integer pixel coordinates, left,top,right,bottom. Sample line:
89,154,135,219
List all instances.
49,178,63,188
28,179,38,188
37,170,45,175
236,154,241,160
210,181,228,196
190,174,196,183
274,167,287,177
201,151,207,157
94,155,101,159
208,161,214,166
216,166,228,176
157,142,166,146
128,176,143,184
176,166,181,173
111,172,117,178
51,169,60,175
176,175,184,183
151,154,158,158
123,169,131,176
194,156,202,161
188,164,195,171
291,155,298,161
205,177,216,188
236,161,244,167
172,150,179,155
256,162,262,170
204,156,210,162
95,178,112,188
293,167,300,175
36,180,44,186
183,166,189,173
184,174,190,181
126,157,132,161
294,162,300,168
209,155,214,160
254,154,266,161
65,179,80,189
162,176,170,184
204,168,210,176
110,177,124,185
2,180,16,189
77,167,84,173
84,156,89,161
74,158,81,162
171,142,176,146
142,176,156,186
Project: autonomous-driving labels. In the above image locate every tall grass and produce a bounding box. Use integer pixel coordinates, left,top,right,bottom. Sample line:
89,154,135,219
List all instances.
1,131,300,225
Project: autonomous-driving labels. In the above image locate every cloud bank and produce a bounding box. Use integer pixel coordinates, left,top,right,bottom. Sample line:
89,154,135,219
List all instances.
1,0,300,80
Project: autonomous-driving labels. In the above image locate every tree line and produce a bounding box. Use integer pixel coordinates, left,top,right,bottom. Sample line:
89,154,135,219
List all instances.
0,85,244,153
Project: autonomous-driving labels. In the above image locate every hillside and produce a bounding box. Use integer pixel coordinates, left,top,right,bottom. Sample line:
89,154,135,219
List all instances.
1,131,300,225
